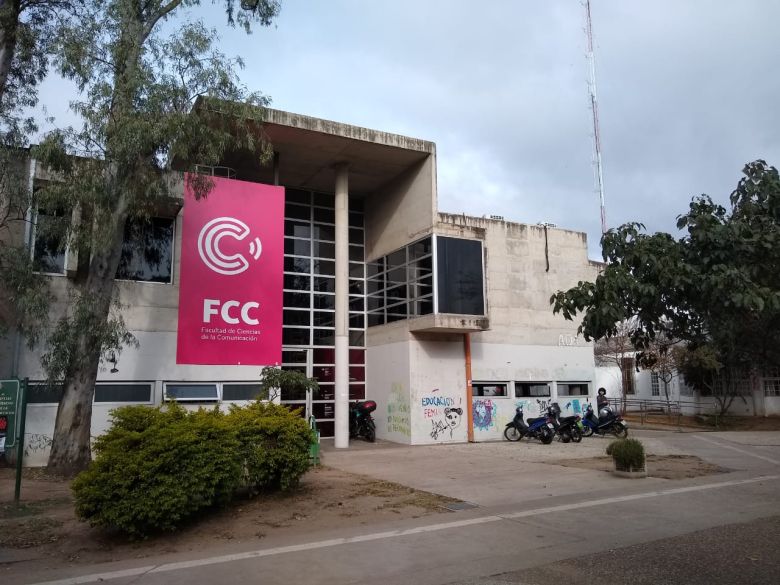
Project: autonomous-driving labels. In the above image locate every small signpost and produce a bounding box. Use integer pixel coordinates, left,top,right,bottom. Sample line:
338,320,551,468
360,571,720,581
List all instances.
0,378,28,503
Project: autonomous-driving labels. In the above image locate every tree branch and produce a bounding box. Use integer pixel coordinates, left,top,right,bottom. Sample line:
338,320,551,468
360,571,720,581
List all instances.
143,0,183,39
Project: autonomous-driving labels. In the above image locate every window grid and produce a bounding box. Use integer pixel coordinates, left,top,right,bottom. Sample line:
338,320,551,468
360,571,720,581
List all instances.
651,373,660,396
366,236,434,326
281,189,366,440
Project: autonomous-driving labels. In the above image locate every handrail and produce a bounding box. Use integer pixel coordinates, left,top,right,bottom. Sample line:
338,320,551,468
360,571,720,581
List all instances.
618,397,721,430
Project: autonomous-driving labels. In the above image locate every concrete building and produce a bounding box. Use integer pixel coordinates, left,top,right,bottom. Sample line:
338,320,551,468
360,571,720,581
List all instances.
2,109,603,464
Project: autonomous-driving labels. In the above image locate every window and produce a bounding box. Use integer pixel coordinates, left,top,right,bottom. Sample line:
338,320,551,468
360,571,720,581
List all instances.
94,383,152,403
366,236,434,326
116,217,175,283
32,208,68,274
436,236,485,315
222,384,267,401
164,383,219,402
557,383,589,396
472,383,508,397
651,373,660,396
515,383,551,398
27,382,151,404
764,378,780,397
621,357,635,394
27,383,64,404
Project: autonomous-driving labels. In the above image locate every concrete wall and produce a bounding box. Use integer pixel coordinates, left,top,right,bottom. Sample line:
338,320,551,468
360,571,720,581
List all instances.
408,334,468,445
364,154,437,261
366,338,412,445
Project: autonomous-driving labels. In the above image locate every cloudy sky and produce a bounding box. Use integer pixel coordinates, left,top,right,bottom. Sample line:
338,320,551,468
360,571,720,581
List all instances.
37,0,780,258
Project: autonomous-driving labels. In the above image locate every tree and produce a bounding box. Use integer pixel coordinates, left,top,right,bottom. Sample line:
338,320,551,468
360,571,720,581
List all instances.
593,320,637,410
551,161,780,415
1,1,73,341
26,0,281,475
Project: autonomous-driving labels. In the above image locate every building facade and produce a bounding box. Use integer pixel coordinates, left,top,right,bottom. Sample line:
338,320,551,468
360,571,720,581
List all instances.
2,109,602,464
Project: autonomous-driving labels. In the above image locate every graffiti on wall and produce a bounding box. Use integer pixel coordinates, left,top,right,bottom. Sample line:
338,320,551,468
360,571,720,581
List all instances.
472,399,497,431
421,390,463,440
387,383,411,437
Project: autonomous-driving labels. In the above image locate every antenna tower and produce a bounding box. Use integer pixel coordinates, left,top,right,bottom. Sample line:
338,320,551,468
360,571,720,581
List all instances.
585,0,607,234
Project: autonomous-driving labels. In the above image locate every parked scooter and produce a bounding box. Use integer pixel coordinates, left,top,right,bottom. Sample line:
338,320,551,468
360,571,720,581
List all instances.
581,404,628,438
349,400,377,442
547,403,583,443
504,405,555,444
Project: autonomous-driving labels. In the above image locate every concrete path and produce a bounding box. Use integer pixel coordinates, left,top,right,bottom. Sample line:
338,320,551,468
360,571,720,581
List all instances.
7,431,780,585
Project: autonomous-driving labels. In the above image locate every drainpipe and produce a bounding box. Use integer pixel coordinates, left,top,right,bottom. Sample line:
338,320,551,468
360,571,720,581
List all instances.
464,333,474,442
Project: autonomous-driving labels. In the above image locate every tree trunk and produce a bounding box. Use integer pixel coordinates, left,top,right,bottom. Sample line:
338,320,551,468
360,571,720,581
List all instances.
0,0,21,102
46,196,129,476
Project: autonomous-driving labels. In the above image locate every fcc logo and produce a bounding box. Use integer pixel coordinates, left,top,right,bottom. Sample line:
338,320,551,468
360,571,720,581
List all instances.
197,217,262,276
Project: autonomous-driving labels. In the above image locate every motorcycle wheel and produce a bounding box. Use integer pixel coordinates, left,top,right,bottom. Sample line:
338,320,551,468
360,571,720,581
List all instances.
581,425,594,437
560,430,571,443
364,425,376,443
504,425,522,442
570,427,583,443
540,428,554,445
612,424,628,439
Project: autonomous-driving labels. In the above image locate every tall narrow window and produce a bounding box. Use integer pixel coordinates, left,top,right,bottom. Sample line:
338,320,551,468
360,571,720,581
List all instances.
32,208,68,274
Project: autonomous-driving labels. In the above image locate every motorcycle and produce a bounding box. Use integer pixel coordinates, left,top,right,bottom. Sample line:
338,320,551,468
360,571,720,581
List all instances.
581,404,628,438
349,400,377,442
504,405,555,444
547,403,583,443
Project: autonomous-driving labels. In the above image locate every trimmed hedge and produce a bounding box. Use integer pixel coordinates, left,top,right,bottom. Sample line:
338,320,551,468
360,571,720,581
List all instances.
606,438,646,472
72,402,313,537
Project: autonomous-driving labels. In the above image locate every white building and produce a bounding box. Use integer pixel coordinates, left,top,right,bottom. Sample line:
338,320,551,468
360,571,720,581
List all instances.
2,109,608,464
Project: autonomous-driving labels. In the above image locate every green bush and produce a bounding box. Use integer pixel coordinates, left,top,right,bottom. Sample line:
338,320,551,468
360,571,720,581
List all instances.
227,401,313,492
72,401,314,538
606,438,646,471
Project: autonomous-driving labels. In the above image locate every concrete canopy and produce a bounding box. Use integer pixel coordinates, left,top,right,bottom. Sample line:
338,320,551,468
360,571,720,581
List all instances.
208,108,435,197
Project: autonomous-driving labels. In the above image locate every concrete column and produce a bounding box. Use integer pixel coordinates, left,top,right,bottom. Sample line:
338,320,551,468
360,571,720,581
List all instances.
334,163,350,448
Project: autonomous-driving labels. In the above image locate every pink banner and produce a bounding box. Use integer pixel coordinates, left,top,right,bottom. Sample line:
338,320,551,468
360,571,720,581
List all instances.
176,175,284,365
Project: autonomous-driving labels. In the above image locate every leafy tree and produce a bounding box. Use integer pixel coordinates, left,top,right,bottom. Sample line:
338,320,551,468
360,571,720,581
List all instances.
593,320,637,410
257,365,320,402
551,161,780,415
24,0,281,475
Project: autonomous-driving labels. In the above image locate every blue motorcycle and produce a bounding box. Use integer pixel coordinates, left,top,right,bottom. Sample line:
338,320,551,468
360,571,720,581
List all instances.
581,404,628,438
504,405,555,444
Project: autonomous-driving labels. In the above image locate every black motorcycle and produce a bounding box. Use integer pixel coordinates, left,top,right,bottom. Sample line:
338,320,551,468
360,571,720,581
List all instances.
504,405,555,444
349,400,377,442
547,403,583,443
581,404,628,438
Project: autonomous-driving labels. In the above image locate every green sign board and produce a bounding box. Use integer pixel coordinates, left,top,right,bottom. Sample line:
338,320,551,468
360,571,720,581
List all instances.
0,379,21,449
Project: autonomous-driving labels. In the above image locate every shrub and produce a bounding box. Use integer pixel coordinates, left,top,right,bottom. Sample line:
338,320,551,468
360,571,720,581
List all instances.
606,438,646,471
227,401,313,492
71,400,315,538
72,404,242,538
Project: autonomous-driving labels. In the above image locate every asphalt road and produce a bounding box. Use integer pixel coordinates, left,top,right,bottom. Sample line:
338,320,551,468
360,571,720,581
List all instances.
450,515,780,585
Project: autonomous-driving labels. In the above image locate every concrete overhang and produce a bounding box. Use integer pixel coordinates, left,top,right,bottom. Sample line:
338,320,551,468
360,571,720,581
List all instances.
408,314,490,334
183,106,436,197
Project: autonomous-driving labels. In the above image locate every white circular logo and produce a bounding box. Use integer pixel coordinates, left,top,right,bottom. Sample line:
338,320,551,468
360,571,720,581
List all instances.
197,217,262,276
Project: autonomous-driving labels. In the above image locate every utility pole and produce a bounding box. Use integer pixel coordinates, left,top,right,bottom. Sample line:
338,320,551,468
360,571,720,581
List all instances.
585,0,607,235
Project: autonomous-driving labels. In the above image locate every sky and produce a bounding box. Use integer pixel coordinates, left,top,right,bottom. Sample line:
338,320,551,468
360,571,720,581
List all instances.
36,0,780,258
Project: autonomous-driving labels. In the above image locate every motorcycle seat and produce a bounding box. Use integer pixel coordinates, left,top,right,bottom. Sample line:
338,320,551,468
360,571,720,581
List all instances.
526,417,544,424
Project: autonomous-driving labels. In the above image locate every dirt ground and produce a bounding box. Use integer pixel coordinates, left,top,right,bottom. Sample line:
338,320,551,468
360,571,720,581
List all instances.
0,465,457,567
553,454,727,479
623,414,780,432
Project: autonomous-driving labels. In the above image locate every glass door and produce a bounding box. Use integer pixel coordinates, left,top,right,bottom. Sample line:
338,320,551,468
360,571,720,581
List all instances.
280,348,313,419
